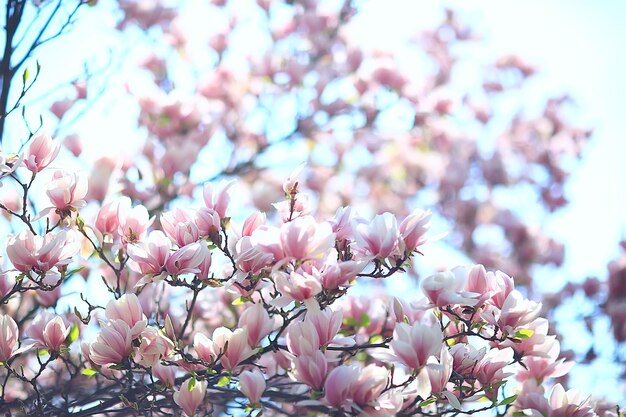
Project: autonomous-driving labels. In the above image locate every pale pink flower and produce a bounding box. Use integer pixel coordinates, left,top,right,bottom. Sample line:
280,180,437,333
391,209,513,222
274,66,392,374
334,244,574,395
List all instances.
24,133,60,173
46,170,88,210
238,369,266,404
306,306,342,347
274,269,322,303
353,213,400,259
323,365,360,407
241,212,266,237
161,207,199,246
152,362,177,387
426,347,453,394
49,98,75,119
292,350,328,389
127,230,171,277
286,320,320,357
7,230,79,273
42,316,70,352
422,267,480,307
95,200,121,237
174,378,207,417
399,209,431,253
328,206,353,242
89,319,133,366
0,315,20,362
165,242,208,276
105,293,147,338
475,347,514,387
203,180,234,218
351,365,389,406
320,260,365,290
135,327,175,367
238,303,274,347
390,322,443,369
484,290,541,332
195,208,221,240
197,327,255,370
117,198,153,244
280,216,335,261
26,310,56,348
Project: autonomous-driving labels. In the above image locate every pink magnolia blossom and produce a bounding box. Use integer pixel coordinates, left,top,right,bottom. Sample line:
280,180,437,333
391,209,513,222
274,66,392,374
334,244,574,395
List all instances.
238,369,266,404
203,180,234,218
152,362,177,387
42,316,70,352
514,384,597,417
0,315,20,362
105,293,147,338
135,327,175,367
426,347,453,394
286,320,320,357
24,133,60,173
280,216,335,261
7,230,79,273
238,303,274,347
421,267,480,307
292,350,328,389
353,213,401,259
95,200,121,237
46,170,88,210
195,327,255,370
274,269,322,303
195,207,221,240
173,378,207,417
398,209,431,253
89,319,133,366
241,212,266,237
117,198,153,244
165,242,208,276
306,306,342,347
127,230,171,278
323,365,360,408
390,322,443,369
161,207,200,246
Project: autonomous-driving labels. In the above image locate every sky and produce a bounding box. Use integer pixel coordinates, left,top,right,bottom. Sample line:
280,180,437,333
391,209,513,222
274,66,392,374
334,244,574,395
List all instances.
3,0,626,403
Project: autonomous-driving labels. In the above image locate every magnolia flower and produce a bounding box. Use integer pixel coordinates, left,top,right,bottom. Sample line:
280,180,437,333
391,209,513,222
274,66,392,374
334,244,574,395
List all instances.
422,267,480,307
6,230,79,273
24,133,60,173
105,293,147,338
238,369,266,405
292,350,328,389
353,212,401,259
174,378,208,417
0,315,21,362
117,198,153,244
238,303,274,347
46,170,88,210
42,316,71,352
89,320,133,366
390,322,443,369
203,180,234,219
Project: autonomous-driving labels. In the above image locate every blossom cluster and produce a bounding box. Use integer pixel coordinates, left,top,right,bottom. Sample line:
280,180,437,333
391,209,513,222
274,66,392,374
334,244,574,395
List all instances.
0,136,615,416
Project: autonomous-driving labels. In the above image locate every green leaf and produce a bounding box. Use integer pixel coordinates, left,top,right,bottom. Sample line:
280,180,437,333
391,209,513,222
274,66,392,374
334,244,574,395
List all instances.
23,67,29,83
498,394,518,406
188,377,197,390
38,349,49,356
232,297,245,306
369,335,383,344
82,368,97,377
512,412,527,417
419,397,436,407
69,324,80,343
513,329,534,339
360,313,371,328
216,375,230,387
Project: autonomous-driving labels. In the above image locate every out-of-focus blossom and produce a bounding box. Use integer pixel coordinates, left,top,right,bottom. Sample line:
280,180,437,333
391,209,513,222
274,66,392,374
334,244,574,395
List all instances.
238,369,266,405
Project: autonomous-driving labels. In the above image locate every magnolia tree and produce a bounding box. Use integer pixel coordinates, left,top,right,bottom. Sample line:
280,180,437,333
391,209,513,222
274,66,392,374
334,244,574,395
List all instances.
0,149,611,416
0,0,622,416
